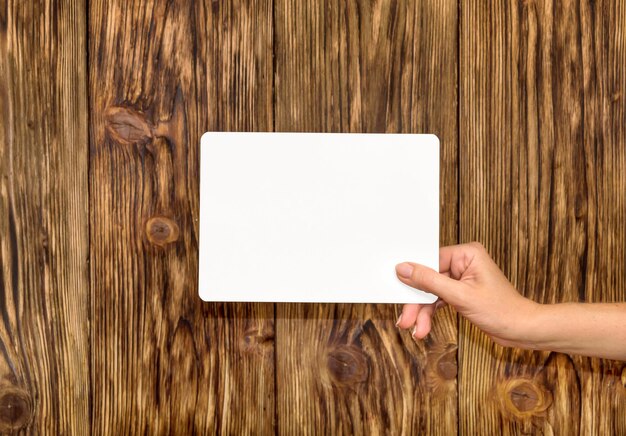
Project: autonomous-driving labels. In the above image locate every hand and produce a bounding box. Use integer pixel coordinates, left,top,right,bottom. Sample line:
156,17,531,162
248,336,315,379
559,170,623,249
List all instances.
395,242,538,348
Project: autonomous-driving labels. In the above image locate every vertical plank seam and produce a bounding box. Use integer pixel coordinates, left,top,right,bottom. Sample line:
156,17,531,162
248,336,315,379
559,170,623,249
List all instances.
456,0,462,434
273,303,278,436
85,0,94,431
575,0,587,304
271,1,279,435
272,0,277,135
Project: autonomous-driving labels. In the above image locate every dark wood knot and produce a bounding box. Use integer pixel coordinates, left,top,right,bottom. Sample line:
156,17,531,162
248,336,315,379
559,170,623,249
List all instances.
0,388,32,431
612,91,622,103
324,346,369,387
498,379,551,417
145,216,180,246
436,346,458,380
425,343,457,392
40,231,49,250
574,194,586,219
105,106,153,145
242,324,275,354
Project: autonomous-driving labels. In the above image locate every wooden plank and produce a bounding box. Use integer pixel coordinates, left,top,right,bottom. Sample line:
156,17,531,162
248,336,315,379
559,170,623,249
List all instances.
460,0,626,434
274,0,458,433
0,0,90,433
88,1,275,433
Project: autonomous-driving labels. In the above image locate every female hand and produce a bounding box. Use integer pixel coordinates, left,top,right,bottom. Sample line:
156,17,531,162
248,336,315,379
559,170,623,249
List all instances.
395,242,538,348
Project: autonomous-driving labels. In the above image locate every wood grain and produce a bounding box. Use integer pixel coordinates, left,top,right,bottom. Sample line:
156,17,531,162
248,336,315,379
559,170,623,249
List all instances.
0,0,89,433
460,0,626,434
89,0,275,433
2,0,625,433
274,0,458,433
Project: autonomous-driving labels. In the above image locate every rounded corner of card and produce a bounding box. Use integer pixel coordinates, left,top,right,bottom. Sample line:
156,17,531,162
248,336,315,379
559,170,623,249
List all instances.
200,131,213,145
403,292,438,305
201,131,229,149
197,273,210,301
425,134,440,149
198,289,211,302
419,292,439,304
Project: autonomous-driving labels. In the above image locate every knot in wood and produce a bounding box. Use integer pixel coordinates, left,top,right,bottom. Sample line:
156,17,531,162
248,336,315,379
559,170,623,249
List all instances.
145,216,180,246
242,324,275,353
436,346,458,380
325,346,368,387
0,388,32,431
574,194,586,218
424,343,457,393
498,379,551,418
105,106,153,145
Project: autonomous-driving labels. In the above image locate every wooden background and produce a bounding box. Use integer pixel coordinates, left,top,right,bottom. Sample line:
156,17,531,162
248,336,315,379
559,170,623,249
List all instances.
1,0,625,434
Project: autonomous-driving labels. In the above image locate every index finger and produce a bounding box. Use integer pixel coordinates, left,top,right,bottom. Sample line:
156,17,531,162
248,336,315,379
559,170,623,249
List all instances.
438,243,482,276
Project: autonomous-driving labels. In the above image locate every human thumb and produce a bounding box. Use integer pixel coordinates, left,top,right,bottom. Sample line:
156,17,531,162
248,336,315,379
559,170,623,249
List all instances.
395,262,464,305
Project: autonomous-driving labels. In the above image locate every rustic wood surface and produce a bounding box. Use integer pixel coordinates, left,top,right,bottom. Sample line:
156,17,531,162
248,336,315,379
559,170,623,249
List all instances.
460,0,626,434
0,0,624,434
274,0,458,434
89,0,275,434
0,0,90,433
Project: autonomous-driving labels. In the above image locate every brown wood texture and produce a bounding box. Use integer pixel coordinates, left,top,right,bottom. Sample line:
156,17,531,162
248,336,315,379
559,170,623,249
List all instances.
274,0,458,434
88,1,275,433
460,0,626,435
0,0,90,433
2,0,626,434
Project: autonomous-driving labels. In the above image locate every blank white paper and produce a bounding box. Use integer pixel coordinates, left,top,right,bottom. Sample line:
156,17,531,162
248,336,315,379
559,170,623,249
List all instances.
199,132,439,304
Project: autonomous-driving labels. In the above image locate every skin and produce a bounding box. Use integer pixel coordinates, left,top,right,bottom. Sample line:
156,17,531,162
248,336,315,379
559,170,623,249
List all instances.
395,242,626,361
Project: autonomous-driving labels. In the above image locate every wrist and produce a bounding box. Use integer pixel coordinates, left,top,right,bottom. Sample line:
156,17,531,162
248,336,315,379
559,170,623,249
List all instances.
516,302,580,352
511,300,548,350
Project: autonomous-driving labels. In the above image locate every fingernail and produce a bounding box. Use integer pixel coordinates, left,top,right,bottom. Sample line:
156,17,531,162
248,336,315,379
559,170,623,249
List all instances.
395,314,402,327
396,263,414,279
411,326,418,339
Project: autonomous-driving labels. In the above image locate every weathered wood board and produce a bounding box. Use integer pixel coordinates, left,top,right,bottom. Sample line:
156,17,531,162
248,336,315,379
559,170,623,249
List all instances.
0,0,624,434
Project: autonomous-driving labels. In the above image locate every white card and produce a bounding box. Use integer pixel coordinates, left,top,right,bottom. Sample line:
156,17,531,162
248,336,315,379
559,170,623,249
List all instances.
199,132,439,304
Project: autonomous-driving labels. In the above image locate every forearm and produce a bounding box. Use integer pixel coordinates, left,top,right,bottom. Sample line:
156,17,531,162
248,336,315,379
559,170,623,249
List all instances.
522,302,626,360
